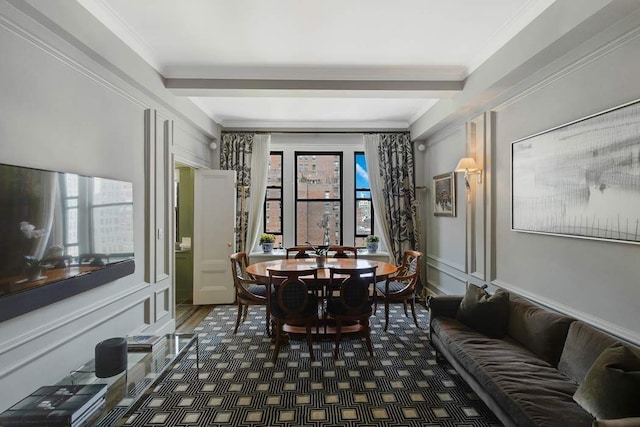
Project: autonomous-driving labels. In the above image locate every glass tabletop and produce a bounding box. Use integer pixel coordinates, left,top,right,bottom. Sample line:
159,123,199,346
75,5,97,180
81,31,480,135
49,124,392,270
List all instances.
57,333,197,426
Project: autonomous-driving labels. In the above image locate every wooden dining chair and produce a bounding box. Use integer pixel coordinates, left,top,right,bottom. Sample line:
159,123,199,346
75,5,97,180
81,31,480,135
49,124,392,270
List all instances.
267,268,319,363
285,246,313,259
374,250,423,331
328,245,358,259
230,252,270,335
326,266,378,358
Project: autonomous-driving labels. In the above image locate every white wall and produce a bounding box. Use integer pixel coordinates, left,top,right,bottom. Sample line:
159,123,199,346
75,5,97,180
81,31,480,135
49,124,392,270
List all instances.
421,4,640,344
0,0,215,410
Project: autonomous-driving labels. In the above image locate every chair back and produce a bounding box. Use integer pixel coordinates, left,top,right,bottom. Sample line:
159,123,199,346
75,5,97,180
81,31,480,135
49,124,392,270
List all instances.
397,250,422,277
285,246,313,259
388,250,422,295
268,268,318,317
329,245,358,259
230,252,249,284
329,266,377,316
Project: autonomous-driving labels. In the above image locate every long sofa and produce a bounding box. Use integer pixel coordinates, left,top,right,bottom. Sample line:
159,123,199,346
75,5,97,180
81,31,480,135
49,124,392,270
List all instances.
428,288,640,427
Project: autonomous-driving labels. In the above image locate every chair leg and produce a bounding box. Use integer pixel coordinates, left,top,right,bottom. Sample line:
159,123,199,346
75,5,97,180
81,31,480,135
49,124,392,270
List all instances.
265,306,271,337
234,301,243,334
306,323,315,361
363,319,374,356
334,319,342,359
242,304,249,323
373,294,378,314
384,300,390,332
410,297,420,328
402,300,409,317
272,320,282,364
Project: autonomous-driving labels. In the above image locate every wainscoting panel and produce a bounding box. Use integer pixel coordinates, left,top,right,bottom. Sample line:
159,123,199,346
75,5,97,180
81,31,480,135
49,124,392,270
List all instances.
154,286,171,323
426,254,467,296
154,112,170,284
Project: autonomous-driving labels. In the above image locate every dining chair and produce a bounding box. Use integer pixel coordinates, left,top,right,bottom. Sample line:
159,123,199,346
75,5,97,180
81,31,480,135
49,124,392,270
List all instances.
374,250,423,331
326,266,378,358
267,268,319,363
230,252,270,335
285,246,313,259
328,245,358,259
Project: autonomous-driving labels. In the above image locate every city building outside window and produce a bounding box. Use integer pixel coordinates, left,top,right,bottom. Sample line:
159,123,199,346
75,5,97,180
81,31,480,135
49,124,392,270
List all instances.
354,152,374,247
295,152,342,246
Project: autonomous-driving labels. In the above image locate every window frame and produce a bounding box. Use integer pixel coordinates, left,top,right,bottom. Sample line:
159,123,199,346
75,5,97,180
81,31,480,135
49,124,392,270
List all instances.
263,151,284,246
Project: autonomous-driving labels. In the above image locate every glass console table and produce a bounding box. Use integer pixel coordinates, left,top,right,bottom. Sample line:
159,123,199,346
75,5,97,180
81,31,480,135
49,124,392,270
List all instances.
58,333,198,426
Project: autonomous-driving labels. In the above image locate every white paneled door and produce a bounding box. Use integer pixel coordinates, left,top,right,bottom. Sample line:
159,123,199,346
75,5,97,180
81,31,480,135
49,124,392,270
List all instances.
193,169,236,304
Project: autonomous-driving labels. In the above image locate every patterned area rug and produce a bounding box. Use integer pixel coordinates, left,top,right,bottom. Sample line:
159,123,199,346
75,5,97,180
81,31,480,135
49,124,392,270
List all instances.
124,304,501,426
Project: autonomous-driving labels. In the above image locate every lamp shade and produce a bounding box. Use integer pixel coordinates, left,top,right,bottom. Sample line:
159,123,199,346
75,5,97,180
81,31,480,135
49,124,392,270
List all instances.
455,157,479,172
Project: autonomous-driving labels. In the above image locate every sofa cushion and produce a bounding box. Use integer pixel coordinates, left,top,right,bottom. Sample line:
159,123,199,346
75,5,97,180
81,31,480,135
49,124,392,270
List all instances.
558,321,619,384
507,296,574,366
573,343,640,420
432,316,594,427
455,284,509,338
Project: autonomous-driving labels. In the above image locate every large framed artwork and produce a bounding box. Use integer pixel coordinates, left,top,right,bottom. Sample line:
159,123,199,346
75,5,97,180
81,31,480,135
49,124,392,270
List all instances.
512,99,640,245
433,172,456,217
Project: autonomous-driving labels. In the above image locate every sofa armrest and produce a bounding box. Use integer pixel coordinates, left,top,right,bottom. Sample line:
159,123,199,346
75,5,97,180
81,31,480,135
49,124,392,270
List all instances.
427,295,463,319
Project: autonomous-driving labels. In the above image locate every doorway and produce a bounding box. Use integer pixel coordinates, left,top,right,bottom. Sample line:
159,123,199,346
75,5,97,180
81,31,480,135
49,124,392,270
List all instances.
174,162,197,325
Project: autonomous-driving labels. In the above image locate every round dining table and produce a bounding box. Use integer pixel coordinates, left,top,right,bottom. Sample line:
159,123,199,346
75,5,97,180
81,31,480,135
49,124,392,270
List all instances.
246,257,399,337
246,257,398,284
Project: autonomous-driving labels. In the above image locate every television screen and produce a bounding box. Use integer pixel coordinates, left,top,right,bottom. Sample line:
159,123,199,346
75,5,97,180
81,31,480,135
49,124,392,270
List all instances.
0,163,135,304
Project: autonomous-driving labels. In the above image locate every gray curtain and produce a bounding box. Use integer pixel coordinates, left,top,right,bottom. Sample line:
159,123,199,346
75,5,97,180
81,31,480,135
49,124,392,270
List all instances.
365,133,420,265
220,132,254,253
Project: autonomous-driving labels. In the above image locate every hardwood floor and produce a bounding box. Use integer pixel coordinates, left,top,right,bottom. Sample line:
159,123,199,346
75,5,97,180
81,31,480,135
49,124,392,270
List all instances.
175,304,215,333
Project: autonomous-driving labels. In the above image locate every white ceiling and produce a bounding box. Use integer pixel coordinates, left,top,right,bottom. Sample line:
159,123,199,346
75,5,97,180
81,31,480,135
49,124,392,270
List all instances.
78,0,555,129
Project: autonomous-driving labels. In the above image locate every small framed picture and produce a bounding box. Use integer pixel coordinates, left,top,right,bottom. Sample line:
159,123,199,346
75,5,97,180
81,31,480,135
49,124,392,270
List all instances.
433,172,456,217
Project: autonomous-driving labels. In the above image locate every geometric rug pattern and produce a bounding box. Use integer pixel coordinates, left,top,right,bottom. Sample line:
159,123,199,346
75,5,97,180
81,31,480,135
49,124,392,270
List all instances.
124,304,501,426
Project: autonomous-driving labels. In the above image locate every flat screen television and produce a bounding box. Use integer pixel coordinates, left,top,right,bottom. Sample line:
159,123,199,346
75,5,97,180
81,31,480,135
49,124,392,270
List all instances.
0,163,135,322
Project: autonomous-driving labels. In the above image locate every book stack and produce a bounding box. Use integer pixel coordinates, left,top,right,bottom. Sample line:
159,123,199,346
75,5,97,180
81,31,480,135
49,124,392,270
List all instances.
0,383,107,426
126,335,166,352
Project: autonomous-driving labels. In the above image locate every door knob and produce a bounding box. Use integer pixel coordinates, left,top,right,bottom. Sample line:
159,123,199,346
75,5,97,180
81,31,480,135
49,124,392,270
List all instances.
227,242,232,247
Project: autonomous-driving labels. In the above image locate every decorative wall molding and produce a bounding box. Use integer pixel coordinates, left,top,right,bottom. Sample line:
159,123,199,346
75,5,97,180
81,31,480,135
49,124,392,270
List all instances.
494,20,640,113
0,10,148,110
0,287,150,378
492,279,640,345
0,281,148,356
426,254,466,274
425,280,448,297
154,287,170,323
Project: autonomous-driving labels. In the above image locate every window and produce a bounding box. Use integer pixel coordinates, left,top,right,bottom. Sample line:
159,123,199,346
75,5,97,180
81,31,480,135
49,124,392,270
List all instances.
354,152,373,247
90,178,133,255
264,151,283,248
62,174,79,257
62,175,133,258
295,152,342,245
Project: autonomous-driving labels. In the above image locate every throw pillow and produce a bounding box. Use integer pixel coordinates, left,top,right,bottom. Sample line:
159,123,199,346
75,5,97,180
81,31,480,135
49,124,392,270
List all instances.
574,343,640,420
456,284,509,338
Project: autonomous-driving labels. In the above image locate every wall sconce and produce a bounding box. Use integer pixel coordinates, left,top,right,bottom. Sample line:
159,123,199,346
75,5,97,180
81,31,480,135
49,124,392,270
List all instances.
209,141,218,150
454,157,483,190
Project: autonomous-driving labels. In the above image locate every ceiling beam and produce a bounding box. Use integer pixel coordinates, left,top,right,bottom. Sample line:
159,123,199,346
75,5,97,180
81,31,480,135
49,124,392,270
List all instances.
165,78,463,98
